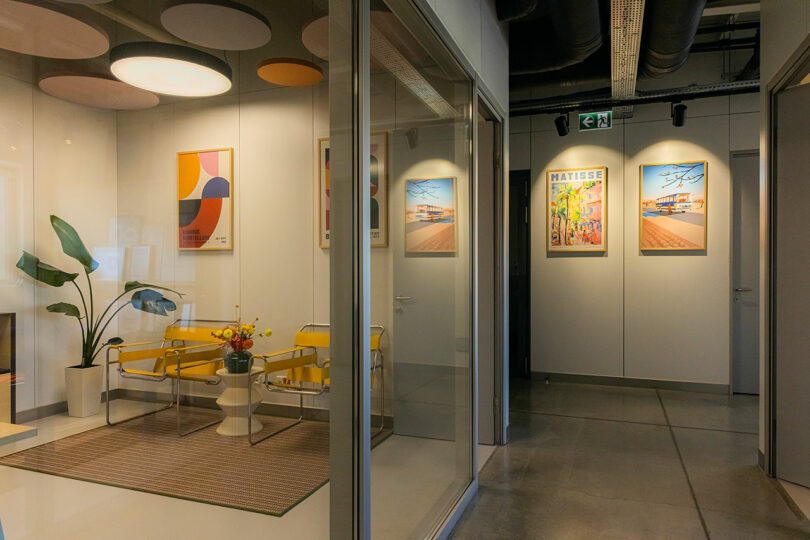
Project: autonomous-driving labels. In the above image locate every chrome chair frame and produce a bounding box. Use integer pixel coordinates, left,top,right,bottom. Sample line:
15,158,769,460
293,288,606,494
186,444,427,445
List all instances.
247,323,386,445
105,318,234,436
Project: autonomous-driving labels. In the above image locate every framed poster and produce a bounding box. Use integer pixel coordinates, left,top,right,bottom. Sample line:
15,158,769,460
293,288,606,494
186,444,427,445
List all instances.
177,148,233,251
405,176,457,254
639,160,707,250
319,132,388,248
546,166,607,252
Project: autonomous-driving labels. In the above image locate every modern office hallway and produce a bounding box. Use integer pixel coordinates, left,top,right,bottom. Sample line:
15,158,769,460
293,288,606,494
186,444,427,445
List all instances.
452,381,810,539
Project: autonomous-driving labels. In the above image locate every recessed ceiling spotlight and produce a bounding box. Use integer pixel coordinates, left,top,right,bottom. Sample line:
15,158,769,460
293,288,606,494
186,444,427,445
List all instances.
39,72,159,110
110,42,232,97
160,0,271,51
0,0,109,59
257,58,323,87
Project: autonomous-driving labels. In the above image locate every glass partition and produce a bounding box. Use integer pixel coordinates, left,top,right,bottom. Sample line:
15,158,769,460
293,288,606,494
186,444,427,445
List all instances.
369,1,475,537
0,0,355,537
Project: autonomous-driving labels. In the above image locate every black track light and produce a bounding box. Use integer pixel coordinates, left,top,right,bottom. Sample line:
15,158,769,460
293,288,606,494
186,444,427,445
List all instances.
555,113,569,136
672,103,687,127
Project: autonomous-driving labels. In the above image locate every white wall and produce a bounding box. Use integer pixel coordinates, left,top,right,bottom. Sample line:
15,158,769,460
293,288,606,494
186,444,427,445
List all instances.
513,94,759,385
759,0,810,455
423,0,509,111
0,71,118,412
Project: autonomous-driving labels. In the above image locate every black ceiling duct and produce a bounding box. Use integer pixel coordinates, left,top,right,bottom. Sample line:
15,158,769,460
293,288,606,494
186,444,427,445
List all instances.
506,0,603,75
641,0,708,77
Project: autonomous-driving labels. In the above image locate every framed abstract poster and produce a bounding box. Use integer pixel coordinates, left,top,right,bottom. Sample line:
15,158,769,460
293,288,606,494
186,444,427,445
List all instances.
546,166,607,252
639,160,707,250
405,176,457,254
177,148,233,251
319,132,388,248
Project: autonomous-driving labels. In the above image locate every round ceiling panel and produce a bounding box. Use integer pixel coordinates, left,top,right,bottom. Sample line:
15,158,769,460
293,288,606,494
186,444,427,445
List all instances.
110,42,233,97
54,1,112,4
302,11,426,63
257,58,323,87
38,73,159,110
160,0,271,51
0,0,109,59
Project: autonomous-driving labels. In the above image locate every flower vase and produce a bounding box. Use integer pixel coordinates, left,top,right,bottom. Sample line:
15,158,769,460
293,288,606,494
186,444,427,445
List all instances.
224,351,252,374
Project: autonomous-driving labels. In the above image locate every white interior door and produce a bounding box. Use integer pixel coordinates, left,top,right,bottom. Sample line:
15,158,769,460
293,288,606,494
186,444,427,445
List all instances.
775,82,810,488
731,153,759,395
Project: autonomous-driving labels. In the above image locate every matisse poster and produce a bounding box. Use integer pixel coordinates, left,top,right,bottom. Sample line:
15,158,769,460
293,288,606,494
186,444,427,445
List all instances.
405,177,457,254
177,148,233,250
319,132,388,248
639,161,707,250
547,167,606,252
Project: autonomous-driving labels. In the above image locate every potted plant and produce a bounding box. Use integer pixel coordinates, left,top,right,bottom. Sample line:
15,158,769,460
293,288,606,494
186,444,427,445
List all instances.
16,215,182,417
212,317,272,374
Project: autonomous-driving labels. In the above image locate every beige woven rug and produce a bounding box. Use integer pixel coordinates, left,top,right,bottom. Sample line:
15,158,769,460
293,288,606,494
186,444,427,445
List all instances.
0,409,334,516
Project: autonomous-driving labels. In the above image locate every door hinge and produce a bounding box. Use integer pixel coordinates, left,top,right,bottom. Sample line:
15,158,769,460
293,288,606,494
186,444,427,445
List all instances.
524,206,528,223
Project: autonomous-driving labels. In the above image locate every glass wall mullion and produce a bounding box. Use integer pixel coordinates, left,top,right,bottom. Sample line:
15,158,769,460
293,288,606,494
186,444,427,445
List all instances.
329,0,372,538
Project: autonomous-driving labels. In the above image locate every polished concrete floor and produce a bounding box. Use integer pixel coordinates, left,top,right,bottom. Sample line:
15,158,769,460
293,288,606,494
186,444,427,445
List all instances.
452,380,810,539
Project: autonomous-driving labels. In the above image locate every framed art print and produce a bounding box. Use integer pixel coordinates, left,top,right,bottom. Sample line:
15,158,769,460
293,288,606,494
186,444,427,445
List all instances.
319,132,388,248
177,148,233,251
639,160,707,250
405,176,457,254
546,166,607,252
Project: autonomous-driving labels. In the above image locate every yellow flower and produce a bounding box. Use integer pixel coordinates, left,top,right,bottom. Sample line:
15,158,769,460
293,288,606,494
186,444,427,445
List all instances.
264,329,272,337
223,329,233,339
213,329,223,338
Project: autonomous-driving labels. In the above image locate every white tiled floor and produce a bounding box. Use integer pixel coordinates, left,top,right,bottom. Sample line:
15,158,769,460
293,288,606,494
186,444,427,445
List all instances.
0,403,488,539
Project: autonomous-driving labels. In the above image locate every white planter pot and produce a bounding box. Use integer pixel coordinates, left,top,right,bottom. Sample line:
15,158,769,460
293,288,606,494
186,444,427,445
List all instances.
65,364,103,418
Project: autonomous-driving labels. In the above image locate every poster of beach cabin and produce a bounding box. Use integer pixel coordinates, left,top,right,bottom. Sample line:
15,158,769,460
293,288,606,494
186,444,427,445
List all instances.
639,161,707,250
546,167,607,252
405,177,457,253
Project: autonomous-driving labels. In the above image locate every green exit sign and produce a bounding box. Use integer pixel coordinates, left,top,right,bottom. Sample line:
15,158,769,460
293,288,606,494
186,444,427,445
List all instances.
579,111,612,131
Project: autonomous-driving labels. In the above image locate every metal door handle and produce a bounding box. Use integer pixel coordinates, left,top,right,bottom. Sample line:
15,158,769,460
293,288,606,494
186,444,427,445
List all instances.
394,296,412,301
735,288,752,292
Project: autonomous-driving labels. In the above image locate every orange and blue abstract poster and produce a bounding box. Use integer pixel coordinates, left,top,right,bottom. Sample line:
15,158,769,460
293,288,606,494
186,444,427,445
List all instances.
177,148,233,250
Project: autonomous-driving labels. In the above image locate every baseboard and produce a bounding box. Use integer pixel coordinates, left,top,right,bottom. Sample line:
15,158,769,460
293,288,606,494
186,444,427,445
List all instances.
16,388,395,428
16,389,125,424
758,449,766,470
531,371,730,394
114,388,394,428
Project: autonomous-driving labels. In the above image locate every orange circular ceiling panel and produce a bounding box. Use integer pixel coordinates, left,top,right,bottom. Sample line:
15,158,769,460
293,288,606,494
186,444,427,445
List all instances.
257,58,323,87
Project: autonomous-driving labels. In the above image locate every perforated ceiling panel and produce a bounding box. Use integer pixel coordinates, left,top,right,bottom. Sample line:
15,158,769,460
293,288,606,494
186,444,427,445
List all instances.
611,0,646,102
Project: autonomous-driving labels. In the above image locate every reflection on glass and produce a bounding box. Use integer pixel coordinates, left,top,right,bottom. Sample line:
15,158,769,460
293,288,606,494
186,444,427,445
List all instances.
371,2,474,538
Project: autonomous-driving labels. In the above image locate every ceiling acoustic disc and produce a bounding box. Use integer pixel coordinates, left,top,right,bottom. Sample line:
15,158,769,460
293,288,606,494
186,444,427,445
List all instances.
54,0,112,4
302,11,426,63
257,58,323,87
160,0,271,51
0,0,109,59
38,72,160,110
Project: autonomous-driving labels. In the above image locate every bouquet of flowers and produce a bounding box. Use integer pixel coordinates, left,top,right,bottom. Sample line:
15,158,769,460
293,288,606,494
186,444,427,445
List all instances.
212,315,272,373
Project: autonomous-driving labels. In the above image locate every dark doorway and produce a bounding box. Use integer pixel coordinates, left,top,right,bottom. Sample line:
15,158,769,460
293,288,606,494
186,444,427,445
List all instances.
509,170,530,379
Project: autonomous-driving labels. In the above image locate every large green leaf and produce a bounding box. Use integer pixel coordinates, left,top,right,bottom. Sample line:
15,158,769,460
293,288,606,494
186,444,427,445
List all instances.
50,215,98,273
124,281,184,297
104,337,123,347
16,251,79,287
46,302,81,318
131,289,177,316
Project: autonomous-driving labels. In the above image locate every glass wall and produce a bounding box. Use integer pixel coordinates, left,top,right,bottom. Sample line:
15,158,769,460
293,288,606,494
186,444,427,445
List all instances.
369,1,475,537
0,0,480,537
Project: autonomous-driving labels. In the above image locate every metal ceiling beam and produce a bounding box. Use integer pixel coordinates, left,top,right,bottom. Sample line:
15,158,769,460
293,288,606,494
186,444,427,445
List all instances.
509,79,760,116
702,2,760,17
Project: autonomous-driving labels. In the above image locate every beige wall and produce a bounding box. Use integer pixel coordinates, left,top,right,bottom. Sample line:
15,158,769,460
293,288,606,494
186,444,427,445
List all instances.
513,94,759,385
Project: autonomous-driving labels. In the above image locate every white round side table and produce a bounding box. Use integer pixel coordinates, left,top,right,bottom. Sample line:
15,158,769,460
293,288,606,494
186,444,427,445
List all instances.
215,366,263,436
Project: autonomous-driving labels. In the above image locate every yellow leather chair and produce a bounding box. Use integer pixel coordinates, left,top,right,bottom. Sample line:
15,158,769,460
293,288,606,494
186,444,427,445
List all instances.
248,324,385,445
105,319,233,436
